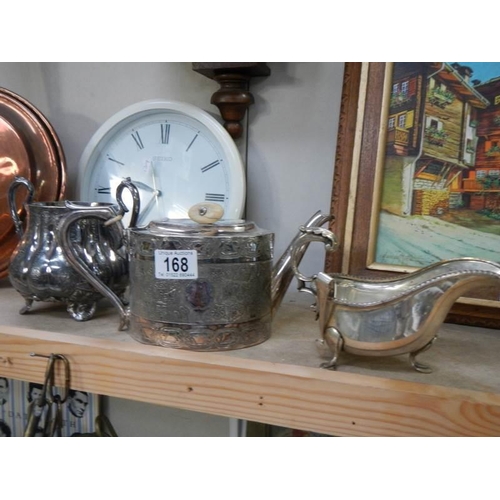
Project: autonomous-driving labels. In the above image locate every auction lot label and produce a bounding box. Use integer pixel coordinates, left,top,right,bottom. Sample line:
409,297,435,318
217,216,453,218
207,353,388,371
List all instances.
154,250,198,279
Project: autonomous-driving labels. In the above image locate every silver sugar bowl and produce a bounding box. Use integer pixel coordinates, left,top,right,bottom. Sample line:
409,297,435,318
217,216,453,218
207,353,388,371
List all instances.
8,176,138,321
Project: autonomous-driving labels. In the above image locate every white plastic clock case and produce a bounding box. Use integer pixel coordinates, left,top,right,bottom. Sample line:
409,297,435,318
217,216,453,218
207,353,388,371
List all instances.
77,99,246,221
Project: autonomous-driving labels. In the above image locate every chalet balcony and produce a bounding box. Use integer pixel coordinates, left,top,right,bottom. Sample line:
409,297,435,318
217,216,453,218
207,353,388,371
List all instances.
486,146,500,157
387,127,409,146
461,178,500,192
386,127,410,155
389,92,415,110
424,127,447,146
479,116,500,132
390,92,410,107
427,88,455,108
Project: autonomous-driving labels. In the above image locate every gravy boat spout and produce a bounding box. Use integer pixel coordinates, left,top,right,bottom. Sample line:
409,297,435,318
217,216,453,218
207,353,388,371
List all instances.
291,226,500,373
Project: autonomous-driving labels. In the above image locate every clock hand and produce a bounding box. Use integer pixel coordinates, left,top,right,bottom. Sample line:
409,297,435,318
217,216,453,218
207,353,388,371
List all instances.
149,160,159,190
137,190,161,225
127,179,156,193
149,160,163,214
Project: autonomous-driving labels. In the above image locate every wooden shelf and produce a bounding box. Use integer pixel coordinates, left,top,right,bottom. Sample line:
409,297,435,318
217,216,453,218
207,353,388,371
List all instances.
1,280,500,436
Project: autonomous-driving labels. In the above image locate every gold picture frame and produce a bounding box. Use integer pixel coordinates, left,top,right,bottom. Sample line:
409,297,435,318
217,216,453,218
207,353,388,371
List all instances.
327,62,500,328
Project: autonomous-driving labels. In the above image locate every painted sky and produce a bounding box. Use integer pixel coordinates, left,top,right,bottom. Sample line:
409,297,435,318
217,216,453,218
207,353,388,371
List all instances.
452,62,500,84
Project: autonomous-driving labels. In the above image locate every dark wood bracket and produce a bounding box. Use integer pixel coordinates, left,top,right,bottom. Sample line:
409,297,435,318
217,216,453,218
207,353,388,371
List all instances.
192,63,271,139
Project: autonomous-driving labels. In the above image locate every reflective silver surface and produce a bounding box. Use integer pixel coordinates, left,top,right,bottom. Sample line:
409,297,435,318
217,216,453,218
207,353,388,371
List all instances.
8,177,131,321
271,212,332,315
292,224,500,372
128,210,331,351
127,219,274,350
66,191,331,351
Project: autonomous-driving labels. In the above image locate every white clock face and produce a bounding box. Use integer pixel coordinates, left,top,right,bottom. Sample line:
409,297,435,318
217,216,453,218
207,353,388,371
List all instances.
78,100,245,226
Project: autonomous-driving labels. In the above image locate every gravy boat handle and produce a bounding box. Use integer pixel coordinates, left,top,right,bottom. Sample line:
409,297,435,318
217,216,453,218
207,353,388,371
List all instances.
290,226,339,297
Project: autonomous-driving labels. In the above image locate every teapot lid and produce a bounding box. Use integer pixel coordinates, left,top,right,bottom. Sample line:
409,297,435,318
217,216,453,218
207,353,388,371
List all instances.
132,202,272,237
134,218,271,237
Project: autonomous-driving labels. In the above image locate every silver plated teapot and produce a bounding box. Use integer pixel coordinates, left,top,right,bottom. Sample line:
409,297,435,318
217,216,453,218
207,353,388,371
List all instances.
291,224,500,372
8,177,139,321
59,194,331,351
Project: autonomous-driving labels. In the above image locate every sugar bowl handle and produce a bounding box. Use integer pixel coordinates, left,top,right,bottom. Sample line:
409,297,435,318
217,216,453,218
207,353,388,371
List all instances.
8,176,35,237
116,177,141,228
58,180,140,331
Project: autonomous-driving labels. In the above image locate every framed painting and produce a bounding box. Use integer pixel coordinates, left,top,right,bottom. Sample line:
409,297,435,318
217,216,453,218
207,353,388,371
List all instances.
327,62,500,328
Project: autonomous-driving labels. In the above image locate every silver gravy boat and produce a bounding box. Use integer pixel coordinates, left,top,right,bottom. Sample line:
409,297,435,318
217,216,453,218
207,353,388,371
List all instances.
291,224,500,372
8,177,139,321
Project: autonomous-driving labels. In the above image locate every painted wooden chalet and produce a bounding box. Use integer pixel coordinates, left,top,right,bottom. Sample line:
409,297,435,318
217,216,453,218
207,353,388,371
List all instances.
384,62,489,217
460,76,500,211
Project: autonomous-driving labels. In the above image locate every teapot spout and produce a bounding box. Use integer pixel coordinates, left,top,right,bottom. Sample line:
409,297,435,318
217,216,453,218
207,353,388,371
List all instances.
271,211,332,316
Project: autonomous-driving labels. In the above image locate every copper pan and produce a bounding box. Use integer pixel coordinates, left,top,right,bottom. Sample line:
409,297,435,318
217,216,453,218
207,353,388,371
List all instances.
0,91,65,279
0,115,31,273
0,87,66,200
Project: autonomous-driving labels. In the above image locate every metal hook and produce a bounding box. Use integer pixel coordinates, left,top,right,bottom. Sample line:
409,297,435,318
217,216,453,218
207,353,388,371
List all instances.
25,352,72,437
24,353,55,436
29,352,71,404
49,355,70,404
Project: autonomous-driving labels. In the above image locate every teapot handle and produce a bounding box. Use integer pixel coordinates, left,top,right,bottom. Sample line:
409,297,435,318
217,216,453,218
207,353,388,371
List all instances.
58,180,140,331
290,226,339,297
116,177,141,228
8,176,35,237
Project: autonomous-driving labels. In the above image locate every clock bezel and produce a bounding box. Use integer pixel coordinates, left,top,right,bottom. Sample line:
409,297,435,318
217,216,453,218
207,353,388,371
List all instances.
77,98,246,221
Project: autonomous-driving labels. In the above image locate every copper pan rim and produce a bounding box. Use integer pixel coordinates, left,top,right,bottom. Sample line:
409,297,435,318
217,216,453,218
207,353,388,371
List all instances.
0,88,66,279
0,87,67,200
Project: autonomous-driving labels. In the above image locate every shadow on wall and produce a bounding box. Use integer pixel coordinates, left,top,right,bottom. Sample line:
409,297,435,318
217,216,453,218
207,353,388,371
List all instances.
38,62,224,199
250,63,299,120
39,63,99,199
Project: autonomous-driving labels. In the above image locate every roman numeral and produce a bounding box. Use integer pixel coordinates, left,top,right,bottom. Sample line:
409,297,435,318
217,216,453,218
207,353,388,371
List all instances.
131,131,144,150
201,160,220,173
205,193,225,203
107,156,124,166
186,133,198,152
161,123,170,144
97,186,111,194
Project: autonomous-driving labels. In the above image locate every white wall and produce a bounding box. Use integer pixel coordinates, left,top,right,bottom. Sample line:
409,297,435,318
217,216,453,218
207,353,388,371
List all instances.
0,62,344,436
37,62,225,196
248,63,344,278
0,62,49,111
